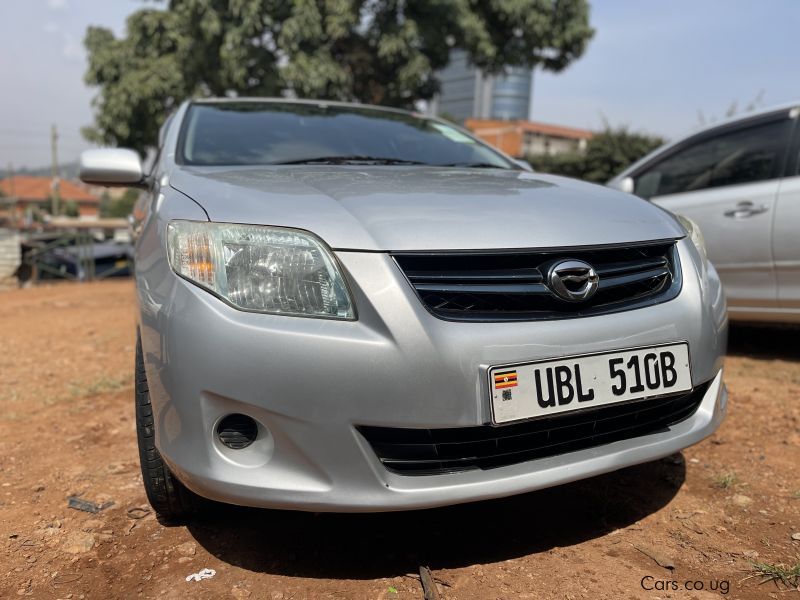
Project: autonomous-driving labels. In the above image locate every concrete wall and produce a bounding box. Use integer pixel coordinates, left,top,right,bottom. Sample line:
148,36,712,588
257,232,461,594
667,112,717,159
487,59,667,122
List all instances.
522,134,588,156
0,228,21,280
467,120,591,158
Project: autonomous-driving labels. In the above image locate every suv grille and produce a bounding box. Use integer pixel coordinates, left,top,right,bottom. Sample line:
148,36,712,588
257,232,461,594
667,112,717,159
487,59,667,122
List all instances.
393,241,681,322
358,381,708,476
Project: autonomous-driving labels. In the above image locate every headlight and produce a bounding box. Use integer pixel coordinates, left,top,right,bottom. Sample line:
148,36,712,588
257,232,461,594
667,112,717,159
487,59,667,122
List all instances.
167,221,355,319
676,215,707,262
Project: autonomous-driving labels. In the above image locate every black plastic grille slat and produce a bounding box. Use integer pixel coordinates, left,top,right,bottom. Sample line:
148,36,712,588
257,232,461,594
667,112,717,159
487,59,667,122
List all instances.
406,267,544,283
415,282,550,295
358,382,709,475
393,242,681,322
594,256,668,276
597,266,670,290
217,414,259,449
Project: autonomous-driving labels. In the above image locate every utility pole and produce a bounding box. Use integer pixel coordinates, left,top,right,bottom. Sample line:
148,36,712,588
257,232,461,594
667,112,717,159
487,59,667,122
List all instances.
6,162,14,197
6,162,16,222
50,124,60,216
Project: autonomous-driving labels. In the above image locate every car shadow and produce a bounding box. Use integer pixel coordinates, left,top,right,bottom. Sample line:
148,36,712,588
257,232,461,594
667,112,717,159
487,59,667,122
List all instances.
727,323,800,361
185,457,684,580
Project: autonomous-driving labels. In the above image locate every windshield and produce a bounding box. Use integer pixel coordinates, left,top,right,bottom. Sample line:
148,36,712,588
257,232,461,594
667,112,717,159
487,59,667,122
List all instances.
179,102,514,169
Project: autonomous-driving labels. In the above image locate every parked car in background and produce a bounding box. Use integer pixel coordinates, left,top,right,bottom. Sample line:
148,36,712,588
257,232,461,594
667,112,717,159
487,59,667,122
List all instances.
18,234,133,283
609,103,800,323
81,99,727,518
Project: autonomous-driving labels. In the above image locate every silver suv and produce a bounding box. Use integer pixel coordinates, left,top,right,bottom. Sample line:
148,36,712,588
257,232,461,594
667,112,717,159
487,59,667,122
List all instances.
80,99,727,518
610,103,800,323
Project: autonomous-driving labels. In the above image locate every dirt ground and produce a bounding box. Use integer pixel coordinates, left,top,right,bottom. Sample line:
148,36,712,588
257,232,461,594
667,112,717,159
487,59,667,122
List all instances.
0,280,798,600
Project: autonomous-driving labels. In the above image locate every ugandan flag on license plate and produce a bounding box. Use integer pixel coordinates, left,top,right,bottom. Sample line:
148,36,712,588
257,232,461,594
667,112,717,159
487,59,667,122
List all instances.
494,370,518,389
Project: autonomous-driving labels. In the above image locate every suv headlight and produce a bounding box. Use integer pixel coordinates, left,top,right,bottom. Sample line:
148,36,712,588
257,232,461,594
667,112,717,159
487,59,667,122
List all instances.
167,221,355,319
676,215,707,263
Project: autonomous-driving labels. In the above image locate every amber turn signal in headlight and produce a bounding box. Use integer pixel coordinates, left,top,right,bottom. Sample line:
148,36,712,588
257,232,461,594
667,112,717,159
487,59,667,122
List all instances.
167,220,355,319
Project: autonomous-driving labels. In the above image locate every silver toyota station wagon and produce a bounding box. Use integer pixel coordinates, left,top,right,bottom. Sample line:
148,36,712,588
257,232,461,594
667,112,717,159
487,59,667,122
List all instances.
80,99,728,518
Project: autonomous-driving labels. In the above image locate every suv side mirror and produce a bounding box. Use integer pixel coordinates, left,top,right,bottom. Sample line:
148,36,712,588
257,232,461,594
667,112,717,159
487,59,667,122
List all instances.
79,149,144,187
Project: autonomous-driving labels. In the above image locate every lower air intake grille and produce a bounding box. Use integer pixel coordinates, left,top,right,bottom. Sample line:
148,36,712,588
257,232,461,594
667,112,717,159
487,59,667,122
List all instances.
217,414,258,449
392,241,681,322
358,382,708,476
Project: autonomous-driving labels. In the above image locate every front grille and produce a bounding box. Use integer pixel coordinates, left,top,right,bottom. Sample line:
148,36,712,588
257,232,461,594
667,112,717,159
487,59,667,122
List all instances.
393,241,681,322
358,381,708,476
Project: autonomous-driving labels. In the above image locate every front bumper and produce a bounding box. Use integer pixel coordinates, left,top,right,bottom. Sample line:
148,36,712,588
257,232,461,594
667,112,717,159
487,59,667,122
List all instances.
137,239,728,511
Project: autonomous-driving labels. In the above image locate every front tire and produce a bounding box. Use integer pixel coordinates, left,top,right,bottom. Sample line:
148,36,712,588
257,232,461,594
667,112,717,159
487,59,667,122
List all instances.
135,333,201,520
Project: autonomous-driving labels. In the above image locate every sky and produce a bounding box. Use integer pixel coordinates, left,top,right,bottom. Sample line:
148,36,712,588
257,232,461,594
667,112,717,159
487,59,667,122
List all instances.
0,1,799,170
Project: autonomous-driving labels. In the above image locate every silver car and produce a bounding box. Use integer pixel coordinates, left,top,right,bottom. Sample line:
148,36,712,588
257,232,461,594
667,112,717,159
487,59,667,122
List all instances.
609,102,800,323
80,99,727,518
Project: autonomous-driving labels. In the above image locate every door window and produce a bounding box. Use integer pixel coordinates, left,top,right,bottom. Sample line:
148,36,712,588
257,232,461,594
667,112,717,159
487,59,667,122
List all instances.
634,118,792,199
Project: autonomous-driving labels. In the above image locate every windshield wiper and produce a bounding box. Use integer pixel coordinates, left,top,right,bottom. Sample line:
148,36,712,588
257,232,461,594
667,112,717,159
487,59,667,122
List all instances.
273,155,429,166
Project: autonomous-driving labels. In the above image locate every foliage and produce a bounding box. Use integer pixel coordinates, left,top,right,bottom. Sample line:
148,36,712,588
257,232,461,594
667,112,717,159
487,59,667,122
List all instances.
63,201,80,218
84,0,594,155
527,126,664,183
712,471,738,489
11,162,80,180
100,188,140,218
746,561,800,589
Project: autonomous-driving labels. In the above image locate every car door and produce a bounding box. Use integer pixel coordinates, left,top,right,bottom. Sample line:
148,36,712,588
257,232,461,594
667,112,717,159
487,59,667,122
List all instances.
773,110,800,315
630,114,795,312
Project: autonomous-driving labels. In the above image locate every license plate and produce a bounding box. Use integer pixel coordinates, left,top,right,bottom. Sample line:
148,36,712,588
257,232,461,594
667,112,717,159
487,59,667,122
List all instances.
489,343,692,424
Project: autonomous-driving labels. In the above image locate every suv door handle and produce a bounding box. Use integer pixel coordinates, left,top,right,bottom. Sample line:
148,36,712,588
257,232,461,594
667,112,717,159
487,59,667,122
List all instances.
724,201,769,218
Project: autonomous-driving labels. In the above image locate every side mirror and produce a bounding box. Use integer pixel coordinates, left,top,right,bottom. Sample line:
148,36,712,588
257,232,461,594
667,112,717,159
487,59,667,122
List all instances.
609,176,635,194
79,148,144,187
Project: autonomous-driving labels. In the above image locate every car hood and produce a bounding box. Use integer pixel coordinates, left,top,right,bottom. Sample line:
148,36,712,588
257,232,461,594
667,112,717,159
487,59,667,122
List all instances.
169,166,684,251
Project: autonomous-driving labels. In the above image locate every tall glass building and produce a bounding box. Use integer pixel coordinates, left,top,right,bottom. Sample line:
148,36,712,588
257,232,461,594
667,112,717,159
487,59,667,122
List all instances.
430,50,534,122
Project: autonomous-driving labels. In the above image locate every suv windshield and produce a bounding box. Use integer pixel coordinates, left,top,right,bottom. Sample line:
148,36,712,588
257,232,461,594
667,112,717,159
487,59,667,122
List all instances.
179,101,514,169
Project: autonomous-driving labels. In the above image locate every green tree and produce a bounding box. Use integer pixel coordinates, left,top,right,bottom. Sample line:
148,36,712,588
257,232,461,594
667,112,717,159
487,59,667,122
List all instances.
63,201,80,218
527,126,664,183
98,190,112,217
100,188,140,218
84,0,594,155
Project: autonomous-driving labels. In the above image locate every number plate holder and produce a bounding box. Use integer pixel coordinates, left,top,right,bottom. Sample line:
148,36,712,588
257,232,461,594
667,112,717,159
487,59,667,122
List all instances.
489,343,692,424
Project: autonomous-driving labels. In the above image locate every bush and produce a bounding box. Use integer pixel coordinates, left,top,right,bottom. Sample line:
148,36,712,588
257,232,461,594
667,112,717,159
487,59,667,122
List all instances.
63,201,80,218
527,126,665,184
100,188,139,218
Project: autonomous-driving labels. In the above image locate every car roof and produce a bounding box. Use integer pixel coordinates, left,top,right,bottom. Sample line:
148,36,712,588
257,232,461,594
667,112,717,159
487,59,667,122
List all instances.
610,100,800,183
689,100,800,134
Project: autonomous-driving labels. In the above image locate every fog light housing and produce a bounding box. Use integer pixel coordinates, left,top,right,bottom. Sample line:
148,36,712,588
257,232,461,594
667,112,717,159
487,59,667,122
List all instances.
217,414,258,449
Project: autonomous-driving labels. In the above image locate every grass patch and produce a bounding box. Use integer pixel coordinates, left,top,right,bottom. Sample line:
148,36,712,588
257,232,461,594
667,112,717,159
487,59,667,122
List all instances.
1,411,26,421
713,471,738,489
0,389,20,403
792,490,800,500
746,560,800,589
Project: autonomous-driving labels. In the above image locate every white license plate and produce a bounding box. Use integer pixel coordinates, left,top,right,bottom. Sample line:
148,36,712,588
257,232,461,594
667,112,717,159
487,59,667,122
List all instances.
489,343,692,424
